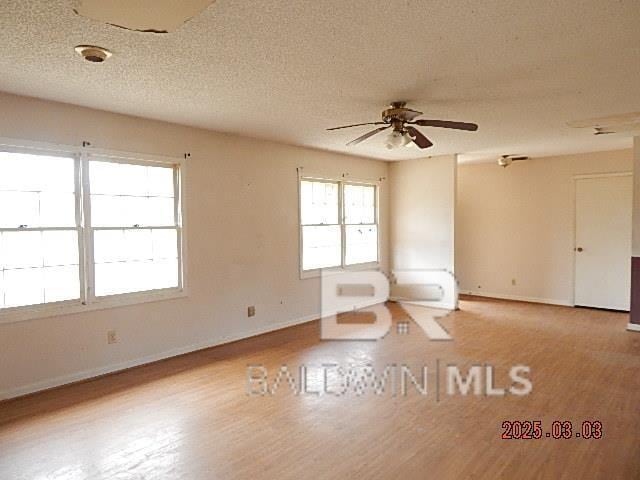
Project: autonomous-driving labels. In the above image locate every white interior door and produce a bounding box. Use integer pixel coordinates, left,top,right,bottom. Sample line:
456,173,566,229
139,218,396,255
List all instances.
574,174,632,310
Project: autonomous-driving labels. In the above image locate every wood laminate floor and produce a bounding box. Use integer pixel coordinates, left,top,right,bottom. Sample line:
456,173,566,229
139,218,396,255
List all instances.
1,297,639,479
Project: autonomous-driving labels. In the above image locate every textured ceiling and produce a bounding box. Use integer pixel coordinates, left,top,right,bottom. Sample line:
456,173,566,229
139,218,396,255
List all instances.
0,0,639,162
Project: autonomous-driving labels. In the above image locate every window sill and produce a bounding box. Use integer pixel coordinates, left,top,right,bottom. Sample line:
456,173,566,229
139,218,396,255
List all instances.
300,262,380,280
0,288,187,325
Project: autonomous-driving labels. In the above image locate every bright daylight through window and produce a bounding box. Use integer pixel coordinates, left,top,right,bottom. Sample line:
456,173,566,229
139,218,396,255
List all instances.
0,149,183,313
300,179,378,272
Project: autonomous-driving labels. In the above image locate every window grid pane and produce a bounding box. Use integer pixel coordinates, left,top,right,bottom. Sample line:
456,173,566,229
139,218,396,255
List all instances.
94,228,178,264
89,160,176,228
300,180,339,225
0,228,80,309
344,184,376,225
302,225,341,270
0,153,76,228
0,152,75,193
345,225,378,265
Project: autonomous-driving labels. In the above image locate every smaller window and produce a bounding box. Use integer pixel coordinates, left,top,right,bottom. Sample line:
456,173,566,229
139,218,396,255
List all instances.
299,178,379,275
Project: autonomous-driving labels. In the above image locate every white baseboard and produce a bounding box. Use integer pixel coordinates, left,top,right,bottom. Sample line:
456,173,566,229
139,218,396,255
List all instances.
627,323,640,332
459,290,572,307
0,313,319,401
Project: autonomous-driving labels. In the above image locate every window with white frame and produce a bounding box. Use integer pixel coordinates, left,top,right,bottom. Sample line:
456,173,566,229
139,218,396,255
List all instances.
89,159,180,296
299,177,378,273
0,152,79,308
0,147,183,315
343,183,378,265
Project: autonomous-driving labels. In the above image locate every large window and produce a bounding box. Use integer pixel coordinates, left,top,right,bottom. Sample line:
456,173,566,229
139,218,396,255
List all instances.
0,146,184,318
299,177,378,274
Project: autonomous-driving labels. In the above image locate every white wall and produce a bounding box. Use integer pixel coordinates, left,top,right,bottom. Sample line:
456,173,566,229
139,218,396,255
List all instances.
389,155,456,271
0,92,389,399
388,155,457,309
456,150,632,305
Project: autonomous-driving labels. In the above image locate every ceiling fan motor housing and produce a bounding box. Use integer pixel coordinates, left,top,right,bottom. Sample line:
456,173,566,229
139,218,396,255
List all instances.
382,105,422,124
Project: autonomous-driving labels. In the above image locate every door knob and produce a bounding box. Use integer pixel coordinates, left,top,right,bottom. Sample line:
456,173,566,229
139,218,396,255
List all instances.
576,247,583,252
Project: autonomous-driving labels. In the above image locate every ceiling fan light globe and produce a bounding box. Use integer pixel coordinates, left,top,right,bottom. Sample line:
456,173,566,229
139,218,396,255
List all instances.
401,131,413,147
386,131,404,149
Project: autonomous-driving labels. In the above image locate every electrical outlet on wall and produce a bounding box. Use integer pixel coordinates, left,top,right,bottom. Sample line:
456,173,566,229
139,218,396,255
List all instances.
248,306,256,317
107,330,118,344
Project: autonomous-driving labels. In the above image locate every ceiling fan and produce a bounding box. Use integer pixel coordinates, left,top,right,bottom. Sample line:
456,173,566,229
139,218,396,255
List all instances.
498,154,529,168
327,102,478,150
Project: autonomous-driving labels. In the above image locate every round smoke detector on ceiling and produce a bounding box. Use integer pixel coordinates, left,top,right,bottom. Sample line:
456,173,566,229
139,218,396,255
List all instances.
74,45,112,63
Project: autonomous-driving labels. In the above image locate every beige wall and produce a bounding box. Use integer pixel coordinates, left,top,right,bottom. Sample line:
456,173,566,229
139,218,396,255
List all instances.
389,155,456,272
456,150,632,305
0,92,389,398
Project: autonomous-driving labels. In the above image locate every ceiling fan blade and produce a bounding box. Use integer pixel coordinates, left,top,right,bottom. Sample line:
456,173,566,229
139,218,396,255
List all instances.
346,126,390,146
327,122,386,131
511,156,529,161
411,119,478,131
406,126,433,149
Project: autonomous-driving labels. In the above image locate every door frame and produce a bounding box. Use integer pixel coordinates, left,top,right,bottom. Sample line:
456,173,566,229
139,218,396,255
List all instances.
571,171,633,307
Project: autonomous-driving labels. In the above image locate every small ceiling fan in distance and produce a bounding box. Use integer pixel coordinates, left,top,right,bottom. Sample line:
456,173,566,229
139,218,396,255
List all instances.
498,154,529,168
327,102,478,150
